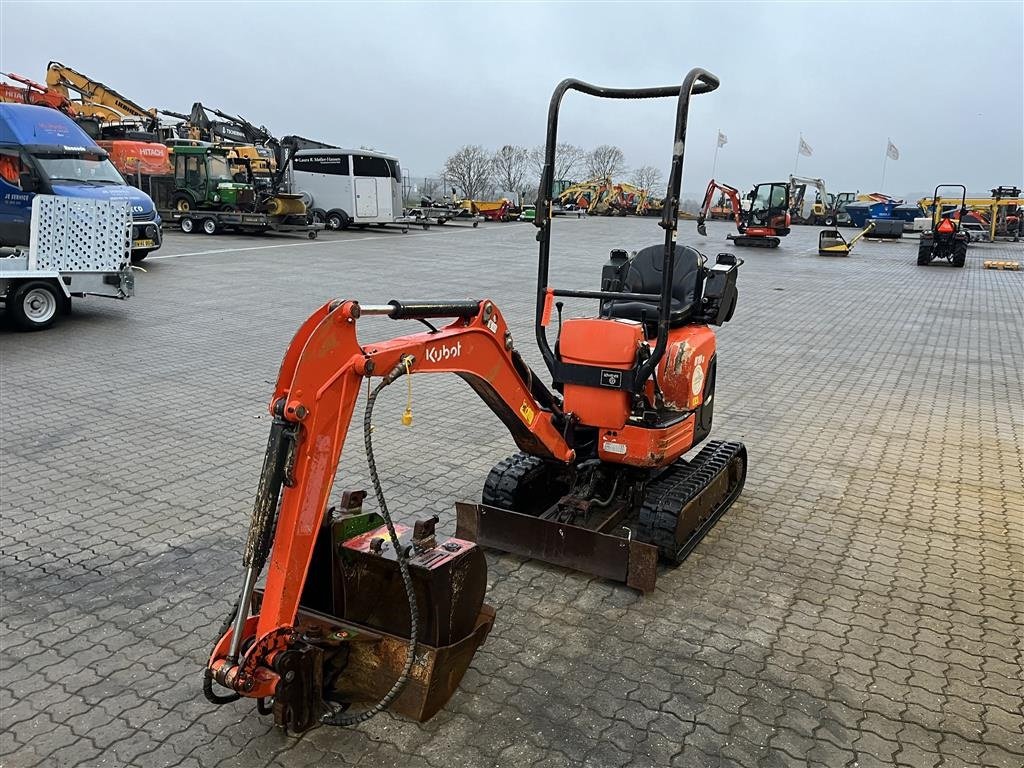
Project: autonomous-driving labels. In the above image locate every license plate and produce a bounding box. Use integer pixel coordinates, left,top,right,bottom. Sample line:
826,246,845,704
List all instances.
133,239,155,249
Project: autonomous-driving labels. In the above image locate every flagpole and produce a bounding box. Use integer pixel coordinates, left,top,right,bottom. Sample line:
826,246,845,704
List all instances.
712,129,721,179
880,141,889,192
793,133,801,175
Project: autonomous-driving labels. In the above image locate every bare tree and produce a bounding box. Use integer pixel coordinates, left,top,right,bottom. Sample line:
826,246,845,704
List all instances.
586,145,627,180
529,143,587,186
630,165,664,192
442,145,494,200
492,144,529,201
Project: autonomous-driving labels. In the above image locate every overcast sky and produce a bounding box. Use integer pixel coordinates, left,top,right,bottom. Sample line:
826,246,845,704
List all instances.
2,1,1021,198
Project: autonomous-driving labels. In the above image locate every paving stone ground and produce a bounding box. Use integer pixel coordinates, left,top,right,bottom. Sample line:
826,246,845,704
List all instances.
1,217,1021,768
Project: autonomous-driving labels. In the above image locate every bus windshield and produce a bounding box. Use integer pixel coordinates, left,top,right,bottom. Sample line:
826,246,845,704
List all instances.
35,153,125,185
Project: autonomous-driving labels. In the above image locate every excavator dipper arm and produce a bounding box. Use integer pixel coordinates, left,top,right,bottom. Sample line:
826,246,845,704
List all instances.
697,179,743,235
208,298,573,701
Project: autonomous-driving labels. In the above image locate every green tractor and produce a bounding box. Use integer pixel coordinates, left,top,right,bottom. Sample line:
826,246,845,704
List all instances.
169,145,256,212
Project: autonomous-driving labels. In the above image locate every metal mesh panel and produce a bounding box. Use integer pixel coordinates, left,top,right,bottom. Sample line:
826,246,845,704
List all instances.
28,195,132,272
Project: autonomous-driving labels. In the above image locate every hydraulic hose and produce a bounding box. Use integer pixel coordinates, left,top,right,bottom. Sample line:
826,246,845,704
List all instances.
321,359,419,726
202,599,241,705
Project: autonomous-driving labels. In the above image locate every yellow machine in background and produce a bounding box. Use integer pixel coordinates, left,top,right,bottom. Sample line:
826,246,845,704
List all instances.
45,61,163,135
917,187,1022,243
555,177,660,215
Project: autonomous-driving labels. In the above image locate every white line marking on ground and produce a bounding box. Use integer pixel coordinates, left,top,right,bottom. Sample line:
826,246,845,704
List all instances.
146,227,483,260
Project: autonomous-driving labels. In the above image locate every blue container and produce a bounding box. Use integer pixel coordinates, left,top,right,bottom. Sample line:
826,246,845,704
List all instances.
892,204,923,222
844,200,897,228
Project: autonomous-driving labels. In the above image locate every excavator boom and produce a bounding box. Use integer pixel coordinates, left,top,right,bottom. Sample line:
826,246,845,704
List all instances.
207,298,571,726
45,61,158,128
697,179,743,234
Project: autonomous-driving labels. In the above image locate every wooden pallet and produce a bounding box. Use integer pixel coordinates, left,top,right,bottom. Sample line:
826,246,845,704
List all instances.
983,260,1020,270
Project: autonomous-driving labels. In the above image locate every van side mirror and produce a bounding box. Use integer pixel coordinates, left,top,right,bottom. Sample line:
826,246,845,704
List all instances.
19,172,38,193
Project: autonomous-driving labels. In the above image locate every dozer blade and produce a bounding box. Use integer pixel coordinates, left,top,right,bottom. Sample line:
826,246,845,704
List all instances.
637,440,747,564
455,502,658,592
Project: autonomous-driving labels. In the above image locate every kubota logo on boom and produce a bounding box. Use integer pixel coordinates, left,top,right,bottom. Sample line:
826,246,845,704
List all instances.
425,341,462,363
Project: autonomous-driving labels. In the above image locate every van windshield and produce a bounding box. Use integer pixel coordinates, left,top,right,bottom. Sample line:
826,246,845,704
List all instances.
34,153,125,185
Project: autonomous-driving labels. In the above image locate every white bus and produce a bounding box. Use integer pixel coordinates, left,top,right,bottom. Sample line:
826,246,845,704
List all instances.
288,148,403,230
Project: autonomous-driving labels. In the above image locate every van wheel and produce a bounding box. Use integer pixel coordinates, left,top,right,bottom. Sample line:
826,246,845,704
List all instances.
131,250,150,264
203,218,218,235
8,281,61,331
180,217,195,233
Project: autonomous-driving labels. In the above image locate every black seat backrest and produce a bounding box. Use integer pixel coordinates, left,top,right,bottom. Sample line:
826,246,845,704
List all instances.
603,244,705,330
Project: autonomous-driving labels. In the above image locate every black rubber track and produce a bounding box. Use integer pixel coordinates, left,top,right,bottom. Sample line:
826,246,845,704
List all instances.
636,440,747,564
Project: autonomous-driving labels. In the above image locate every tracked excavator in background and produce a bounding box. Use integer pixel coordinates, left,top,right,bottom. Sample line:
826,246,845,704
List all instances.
45,61,165,137
159,103,278,178
788,175,836,226
0,72,76,113
204,67,747,734
697,179,791,248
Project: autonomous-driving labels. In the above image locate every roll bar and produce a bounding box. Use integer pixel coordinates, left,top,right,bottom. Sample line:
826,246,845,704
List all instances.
533,69,720,389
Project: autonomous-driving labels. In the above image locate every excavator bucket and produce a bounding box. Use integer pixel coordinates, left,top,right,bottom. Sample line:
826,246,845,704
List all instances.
241,491,494,734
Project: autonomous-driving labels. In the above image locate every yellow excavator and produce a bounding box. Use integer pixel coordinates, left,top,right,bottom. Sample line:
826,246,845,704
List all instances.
45,61,166,137
158,103,277,177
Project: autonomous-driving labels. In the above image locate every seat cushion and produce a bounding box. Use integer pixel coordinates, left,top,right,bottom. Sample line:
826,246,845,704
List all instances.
603,244,704,330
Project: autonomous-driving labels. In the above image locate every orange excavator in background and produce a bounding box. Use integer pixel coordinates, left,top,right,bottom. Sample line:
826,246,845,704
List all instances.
204,68,747,734
697,178,792,248
0,70,171,180
0,72,75,113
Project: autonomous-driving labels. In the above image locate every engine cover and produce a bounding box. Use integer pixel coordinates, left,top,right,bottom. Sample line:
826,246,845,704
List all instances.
655,325,716,412
559,317,644,429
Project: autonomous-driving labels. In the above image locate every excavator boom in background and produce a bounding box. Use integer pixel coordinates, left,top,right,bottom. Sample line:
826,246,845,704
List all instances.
0,72,75,113
788,175,837,225
45,61,161,134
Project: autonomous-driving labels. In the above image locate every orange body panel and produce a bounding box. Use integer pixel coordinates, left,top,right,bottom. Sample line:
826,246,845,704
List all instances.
97,139,171,176
655,325,716,412
559,319,716,465
560,317,644,429
598,415,696,467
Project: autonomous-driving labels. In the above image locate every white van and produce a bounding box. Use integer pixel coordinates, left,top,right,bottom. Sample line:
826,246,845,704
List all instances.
289,148,403,230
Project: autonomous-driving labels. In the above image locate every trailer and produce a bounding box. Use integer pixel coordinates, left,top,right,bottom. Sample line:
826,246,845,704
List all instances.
406,205,481,228
1,195,134,330
287,149,407,230
171,210,323,238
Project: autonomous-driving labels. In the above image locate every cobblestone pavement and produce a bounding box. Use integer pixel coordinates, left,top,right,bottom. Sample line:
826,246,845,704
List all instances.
2,218,1021,768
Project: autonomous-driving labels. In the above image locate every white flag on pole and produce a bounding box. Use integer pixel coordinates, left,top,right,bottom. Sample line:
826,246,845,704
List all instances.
798,136,813,157
886,139,899,160
717,131,728,148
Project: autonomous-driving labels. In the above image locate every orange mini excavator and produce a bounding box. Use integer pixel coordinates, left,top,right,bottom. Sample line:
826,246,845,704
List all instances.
205,68,747,733
697,178,792,248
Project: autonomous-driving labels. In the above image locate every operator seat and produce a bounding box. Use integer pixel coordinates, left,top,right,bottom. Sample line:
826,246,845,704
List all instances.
603,244,705,332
